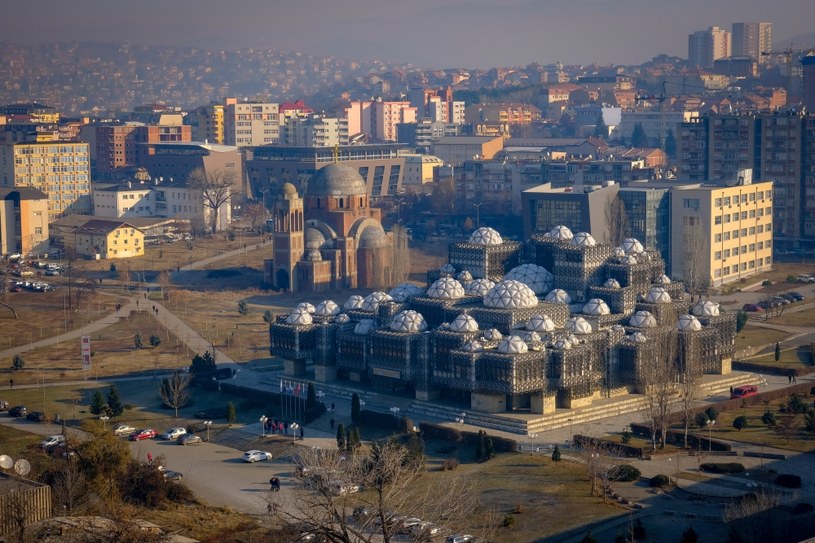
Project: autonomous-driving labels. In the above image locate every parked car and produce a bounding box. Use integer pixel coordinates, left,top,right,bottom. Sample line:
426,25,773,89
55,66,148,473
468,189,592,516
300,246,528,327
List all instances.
128,428,157,441
26,411,46,422
446,535,475,543
397,517,424,534
352,506,375,523
797,274,815,283
162,470,184,481
40,435,66,451
779,293,797,303
411,521,441,540
0,400,9,411
789,291,805,301
742,303,763,312
177,433,202,445
112,424,136,436
9,405,27,417
159,427,187,440
242,450,273,463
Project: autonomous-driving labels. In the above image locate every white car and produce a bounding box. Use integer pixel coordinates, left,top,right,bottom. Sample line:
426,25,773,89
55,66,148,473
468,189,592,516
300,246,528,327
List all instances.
329,481,360,495
411,521,441,540
40,435,65,450
242,450,273,463
159,427,187,440
112,424,136,436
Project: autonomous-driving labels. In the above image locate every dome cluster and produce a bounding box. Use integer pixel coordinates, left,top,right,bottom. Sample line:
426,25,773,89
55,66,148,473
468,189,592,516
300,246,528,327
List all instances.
389,283,425,303
504,264,553,294
296,302,316,313
572,232,597,247
450,314,479,333
692,300,720,317
545,288,572,305
527,314,556,332
620,238,645,255
468,227,504,246
483,279,539,309
629,310,657,328
544,225,574,241
645,287,672,304
361,291,392,312
286,307,313,325
497,336,529,354
583,298,610,316
390,310,427,333
678,314,703,331
565,316,593,335
344,295,364,310
315,300,340,317
464,278,495,297
427,277,465,300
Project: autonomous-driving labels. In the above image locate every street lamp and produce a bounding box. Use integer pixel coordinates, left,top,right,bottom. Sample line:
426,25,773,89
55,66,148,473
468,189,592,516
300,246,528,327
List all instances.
567,418,573,443
707,420,715,452
474,202,484,228
260,415,268,438
316,391,325,405
203,420,212,442
99,416,109,430
390,407,401,427
290,422,299,443
455,412,466,425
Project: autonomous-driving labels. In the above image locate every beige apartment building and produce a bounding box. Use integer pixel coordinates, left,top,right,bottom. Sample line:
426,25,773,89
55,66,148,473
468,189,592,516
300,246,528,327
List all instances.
224,99,280,147
670,179,773,286
0,187,49,256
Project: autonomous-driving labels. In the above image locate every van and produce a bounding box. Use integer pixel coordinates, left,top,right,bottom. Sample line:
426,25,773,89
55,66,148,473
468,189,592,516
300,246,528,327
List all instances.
730,385,758,400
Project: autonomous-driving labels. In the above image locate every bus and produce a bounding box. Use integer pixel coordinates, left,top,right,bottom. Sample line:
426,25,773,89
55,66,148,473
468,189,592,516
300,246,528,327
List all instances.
730,385,758,400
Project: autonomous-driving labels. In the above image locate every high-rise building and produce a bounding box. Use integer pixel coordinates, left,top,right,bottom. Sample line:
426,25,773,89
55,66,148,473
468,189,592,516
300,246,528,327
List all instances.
281,114,348,147
0,187,49,255
688,27,731,69
803,55,815,113
732,22,772,64
0,141,91,221
189,102,224,144
224,99,280,147
345,100,418,142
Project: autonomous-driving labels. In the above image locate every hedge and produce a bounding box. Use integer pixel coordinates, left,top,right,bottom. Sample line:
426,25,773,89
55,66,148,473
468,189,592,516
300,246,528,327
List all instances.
628,423,731,452
775,474,802,489
573,435,644,458
608,464,641,482
733,360,815,377
417,422,518,453
650,474,670,488
700,462,745,474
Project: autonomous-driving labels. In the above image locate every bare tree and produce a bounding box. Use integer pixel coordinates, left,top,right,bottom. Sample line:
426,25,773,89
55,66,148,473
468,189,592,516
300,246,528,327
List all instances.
0,267,18,319
187,167,234,234
271,441,481,543
604,194,630,246
722,490,791,543
390,225,411,286
158,371,191,418
640,329,678,450
774,413,800,445
48,453,92,517
580,439,618,502
676,337,699,448
682,220,708,303
243,201,267,232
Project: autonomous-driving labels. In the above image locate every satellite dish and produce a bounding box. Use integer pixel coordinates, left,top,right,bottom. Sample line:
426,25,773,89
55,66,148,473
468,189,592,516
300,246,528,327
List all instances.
13,459,30,476
0,455,12,469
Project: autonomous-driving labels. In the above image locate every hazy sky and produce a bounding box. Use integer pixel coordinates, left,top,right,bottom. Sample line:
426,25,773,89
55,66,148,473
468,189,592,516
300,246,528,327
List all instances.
3,0,813,68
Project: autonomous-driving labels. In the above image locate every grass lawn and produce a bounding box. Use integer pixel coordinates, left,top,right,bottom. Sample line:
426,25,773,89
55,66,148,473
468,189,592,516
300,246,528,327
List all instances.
734,325,792,353
746,347,814,370
765,305,815,327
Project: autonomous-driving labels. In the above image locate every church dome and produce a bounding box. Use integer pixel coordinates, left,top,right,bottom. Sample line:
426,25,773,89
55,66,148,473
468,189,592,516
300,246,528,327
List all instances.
464,278,495,297
450,314,479,333
427,277,465,299
390,310,427,333
304,227,326,250
286,308,313,326
504,264,553,294
280,182,298,198
484,279,539,309
545,288,572,305
362,291,392,312
307,163,367,197
497,336,529,354
527,314,556,332
678,314,703,331
692,300,720,317
358,225,388,249
314,300,340,317
629,310,657,328
468,227,503,246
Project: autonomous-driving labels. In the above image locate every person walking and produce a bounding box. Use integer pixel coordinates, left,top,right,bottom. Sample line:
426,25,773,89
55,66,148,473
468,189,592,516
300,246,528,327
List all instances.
299,426,304,440
9,378,13,389
330,418,335,430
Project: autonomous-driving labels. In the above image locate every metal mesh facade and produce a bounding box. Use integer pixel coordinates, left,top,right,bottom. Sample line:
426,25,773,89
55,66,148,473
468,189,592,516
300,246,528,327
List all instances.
552,244,614,302
270,322,317,360
448,241,523,281
336,327,369,371
589,285,637,315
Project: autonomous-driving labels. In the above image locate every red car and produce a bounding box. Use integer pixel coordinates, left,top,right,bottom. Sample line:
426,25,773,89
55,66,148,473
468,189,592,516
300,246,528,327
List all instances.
129,428,157,441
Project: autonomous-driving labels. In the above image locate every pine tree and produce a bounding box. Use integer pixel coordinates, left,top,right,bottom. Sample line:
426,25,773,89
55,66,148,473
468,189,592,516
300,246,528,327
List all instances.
11,354,25,371
664,129,677,158
237,300,249,316
106,385,124,417
775,342,781,361
351,393,361,426
306,382,316,410
680,526,699,543
349,426,362,452
336,423,347,450
552,444,562,462
485,438,495,460
226,401,237,426
593,112,607,138
90,390,106,415
631,122,648,147
476,430,486,461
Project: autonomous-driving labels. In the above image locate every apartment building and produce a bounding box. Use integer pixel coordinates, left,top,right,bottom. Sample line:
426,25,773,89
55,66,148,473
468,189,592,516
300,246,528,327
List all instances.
0,141,91,221
281,114,348,147
521,182,620,242
732,22,772,64
688,26,731,69
670,179,773,286
188,102,224,144
224,99,280,147
68,219,144,259
0,187,49,256
345,100,418,142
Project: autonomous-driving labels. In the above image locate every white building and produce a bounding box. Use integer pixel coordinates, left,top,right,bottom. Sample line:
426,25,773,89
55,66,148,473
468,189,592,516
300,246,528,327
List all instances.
224,100,280,147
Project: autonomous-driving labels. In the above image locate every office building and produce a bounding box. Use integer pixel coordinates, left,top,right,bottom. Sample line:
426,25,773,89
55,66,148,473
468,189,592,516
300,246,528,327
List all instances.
431,136,504,166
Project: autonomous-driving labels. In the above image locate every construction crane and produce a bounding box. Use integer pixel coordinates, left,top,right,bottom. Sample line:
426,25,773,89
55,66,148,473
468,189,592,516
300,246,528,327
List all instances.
634,81,668,152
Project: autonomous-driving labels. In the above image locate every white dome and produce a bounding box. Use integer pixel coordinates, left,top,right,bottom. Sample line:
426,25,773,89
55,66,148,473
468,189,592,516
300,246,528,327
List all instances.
622,255,638,265
621,238,645,254
553,337,573,350
566,316,593,335
545,288,572,305
572,232,597,247
504,264,553,295
528,314,556,332
497,335,529,354
464,278,495,297
461,340,483,352
354,319,376,335
427,277,466,300
483,328,503,341
629,332,648,343
583,298,611,316
545,225,574,240
457,270,473,282
314,300,340,317
484,279,539,309
362,291,393,312
296,302,316,314
450,314,479,333
286,308,313,325
389,283,425,303
645,287,672,304
678,314,703,331
343,295,364,310
336,313,351,324
440,263,456,274
613,247,626,258
390,310,427,333
629,310,657,328
520,330,542,343
692,300,720,317
656,274,671,285
604,278,621,289
469,227,503,246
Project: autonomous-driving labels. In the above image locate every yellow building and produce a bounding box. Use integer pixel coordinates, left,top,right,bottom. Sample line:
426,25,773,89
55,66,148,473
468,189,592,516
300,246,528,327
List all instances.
0,141,91,221
68,219,144,259
190,102,224,144
0,187,49,256
670,178,773,286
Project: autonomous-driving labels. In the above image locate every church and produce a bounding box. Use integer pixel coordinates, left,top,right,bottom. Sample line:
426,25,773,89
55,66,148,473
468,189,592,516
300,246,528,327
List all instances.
265,163,393,292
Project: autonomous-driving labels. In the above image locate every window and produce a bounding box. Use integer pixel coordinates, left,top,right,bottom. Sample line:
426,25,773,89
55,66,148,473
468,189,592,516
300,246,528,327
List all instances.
741,228,747,237
724,232,731,241
723,196,731,206
715,233,722,242
732,247,739,256
732,230,739,239
683,198,700,209
714,251,722,260
715,216,722,225
723,249,730,258
714,198,722,207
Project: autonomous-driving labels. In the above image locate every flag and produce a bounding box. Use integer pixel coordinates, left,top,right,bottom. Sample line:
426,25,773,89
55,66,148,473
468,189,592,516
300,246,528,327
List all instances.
294,383,301,397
